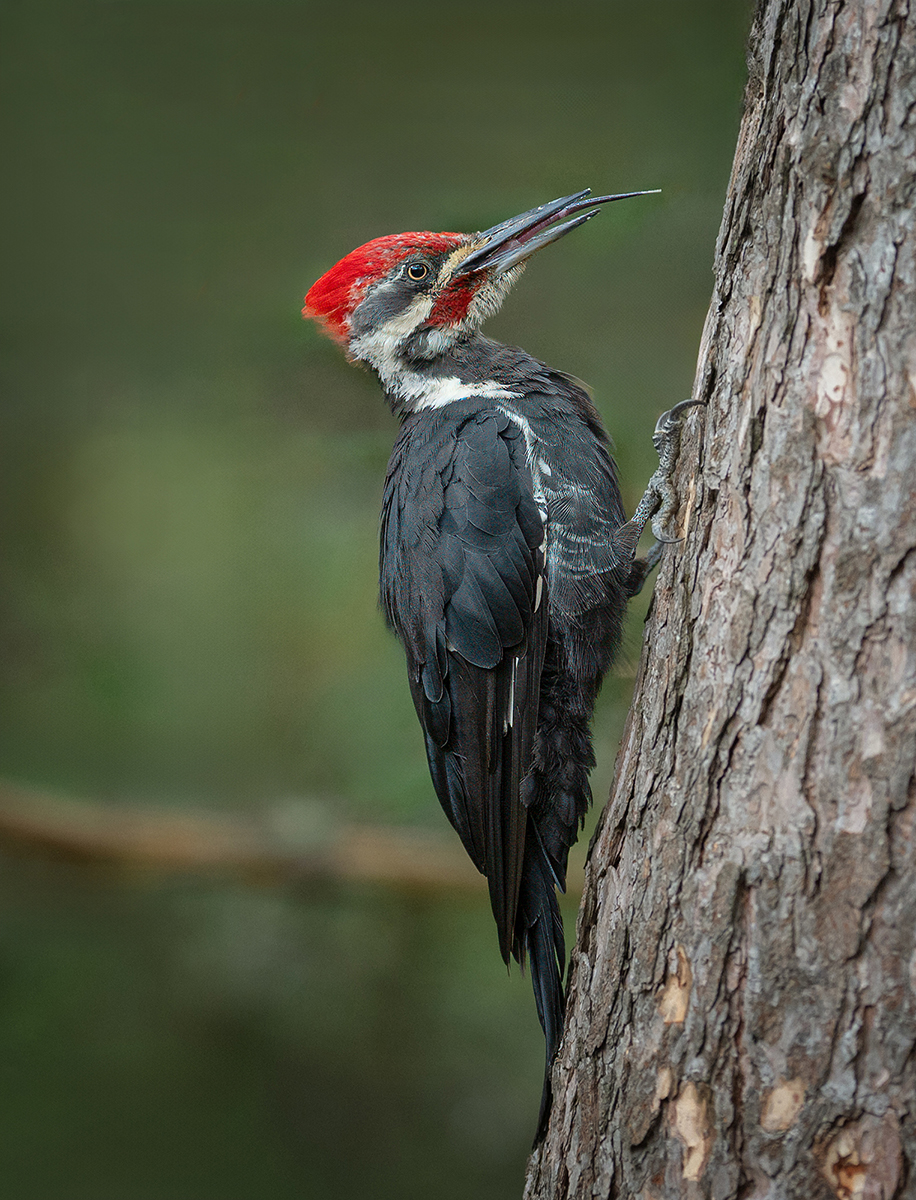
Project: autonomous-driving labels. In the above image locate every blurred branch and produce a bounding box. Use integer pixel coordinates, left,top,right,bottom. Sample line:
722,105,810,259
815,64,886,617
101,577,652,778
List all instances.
0,779,585,895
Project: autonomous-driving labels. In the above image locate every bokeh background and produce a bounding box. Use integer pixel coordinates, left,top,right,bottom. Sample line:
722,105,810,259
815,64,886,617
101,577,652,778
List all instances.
0,3,750,1197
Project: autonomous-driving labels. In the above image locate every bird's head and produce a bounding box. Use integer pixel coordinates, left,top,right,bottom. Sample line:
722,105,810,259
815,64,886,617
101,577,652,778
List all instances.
303,189,657,372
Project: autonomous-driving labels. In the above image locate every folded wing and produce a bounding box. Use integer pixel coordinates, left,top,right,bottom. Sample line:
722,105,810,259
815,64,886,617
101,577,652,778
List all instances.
381,407,547,961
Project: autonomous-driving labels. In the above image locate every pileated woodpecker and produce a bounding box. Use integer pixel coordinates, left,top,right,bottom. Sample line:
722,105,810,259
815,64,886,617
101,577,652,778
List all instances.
303,189,698,1138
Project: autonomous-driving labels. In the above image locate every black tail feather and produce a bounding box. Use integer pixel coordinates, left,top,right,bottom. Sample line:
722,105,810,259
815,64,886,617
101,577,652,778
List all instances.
515,829,566,1143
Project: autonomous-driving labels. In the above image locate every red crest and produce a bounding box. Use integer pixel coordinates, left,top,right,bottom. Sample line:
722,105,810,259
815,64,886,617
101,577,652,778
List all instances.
303,231,464,343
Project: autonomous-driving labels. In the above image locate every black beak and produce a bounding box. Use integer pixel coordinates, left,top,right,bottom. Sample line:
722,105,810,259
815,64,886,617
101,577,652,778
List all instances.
454,188,660,277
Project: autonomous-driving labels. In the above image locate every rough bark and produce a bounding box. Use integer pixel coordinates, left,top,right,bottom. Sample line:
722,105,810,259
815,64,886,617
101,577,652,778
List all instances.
525,1,916,1197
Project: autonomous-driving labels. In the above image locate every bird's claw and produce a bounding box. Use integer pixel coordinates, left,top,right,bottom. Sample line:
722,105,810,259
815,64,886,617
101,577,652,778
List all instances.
616,399,704,590
653,397,706,439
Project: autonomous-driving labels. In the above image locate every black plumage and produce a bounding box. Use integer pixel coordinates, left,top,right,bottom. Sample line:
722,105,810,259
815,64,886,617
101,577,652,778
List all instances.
380,376,638,1134
302,188,690,1140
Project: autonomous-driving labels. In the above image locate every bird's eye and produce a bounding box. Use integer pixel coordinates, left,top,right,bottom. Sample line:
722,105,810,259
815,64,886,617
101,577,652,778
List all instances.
406,262,429,281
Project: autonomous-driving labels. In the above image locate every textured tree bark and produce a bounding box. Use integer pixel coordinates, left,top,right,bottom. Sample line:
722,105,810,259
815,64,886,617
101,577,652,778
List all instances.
525,2,916,1197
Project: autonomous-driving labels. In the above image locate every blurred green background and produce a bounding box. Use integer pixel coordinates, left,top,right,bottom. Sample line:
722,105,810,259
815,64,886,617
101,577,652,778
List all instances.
0,2,749,1196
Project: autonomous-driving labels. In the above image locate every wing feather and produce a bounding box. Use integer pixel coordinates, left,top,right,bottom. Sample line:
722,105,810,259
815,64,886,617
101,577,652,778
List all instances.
382,404,547,961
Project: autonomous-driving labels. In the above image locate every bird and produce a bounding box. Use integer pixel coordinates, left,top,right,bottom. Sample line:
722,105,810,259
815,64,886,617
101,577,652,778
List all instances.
302,189,699,1139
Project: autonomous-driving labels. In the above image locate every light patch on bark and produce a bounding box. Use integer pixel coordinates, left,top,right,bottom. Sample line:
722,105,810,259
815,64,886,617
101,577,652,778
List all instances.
819,1115,902,1200
814,303,858,466
658,944,692,1024
760,1077,805,1133
652,1065,675,1114
837,776,873,835
671,1082,711,1182
802,226,821,283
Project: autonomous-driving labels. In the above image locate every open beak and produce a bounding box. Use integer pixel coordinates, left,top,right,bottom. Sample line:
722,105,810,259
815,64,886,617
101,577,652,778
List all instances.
454,188,659,277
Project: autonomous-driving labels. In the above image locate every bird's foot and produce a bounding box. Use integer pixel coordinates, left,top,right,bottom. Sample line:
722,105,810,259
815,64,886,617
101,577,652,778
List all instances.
615,399,704,594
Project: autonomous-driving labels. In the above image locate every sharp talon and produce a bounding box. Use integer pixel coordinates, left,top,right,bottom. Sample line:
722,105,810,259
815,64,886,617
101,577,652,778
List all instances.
654,397,705,436
621,399,702,565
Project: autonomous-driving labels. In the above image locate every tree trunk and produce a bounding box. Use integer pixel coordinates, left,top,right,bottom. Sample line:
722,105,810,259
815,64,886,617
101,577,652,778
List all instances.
525,1,916,1196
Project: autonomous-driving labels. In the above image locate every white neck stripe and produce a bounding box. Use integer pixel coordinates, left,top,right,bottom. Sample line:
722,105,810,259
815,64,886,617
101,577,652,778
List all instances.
407,378,521,410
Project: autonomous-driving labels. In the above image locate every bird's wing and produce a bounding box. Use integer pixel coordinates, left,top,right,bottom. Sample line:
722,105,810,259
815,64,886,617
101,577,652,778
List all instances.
381,407,548,963
521,398,631,618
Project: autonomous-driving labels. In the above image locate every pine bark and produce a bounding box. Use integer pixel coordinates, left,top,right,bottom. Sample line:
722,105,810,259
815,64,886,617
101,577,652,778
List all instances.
525,1,916,1197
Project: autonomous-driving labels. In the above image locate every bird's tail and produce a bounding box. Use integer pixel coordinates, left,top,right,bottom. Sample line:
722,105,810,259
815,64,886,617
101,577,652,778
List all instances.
515,826,566,1143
